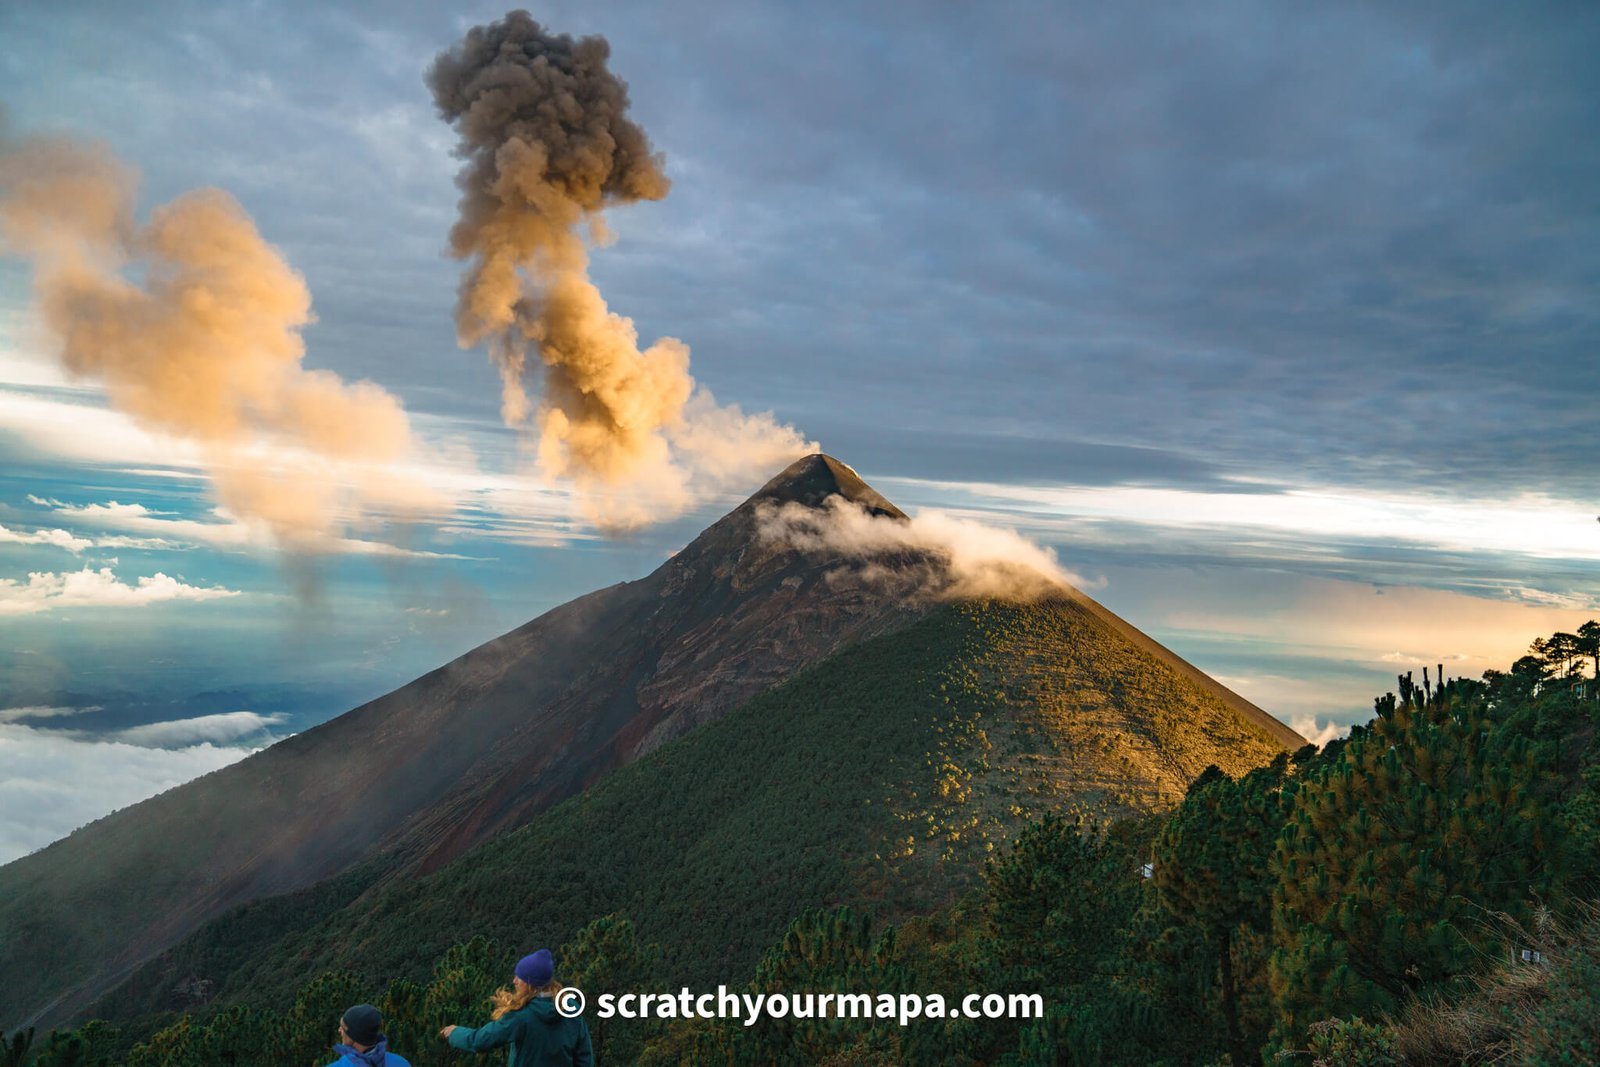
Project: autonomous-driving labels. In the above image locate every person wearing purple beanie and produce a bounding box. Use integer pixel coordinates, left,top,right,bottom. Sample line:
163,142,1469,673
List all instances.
439,949,592,1066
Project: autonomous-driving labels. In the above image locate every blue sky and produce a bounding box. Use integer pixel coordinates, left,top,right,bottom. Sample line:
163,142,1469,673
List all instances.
1,0,1596,863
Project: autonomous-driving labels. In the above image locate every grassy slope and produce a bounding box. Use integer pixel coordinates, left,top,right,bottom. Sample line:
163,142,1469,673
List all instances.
87,597,1289,1034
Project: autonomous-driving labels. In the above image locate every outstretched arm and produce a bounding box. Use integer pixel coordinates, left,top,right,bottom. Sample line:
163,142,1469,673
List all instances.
442,1015,520,1053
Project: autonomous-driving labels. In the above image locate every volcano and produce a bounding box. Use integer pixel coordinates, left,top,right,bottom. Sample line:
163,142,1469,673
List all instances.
0,454,1303,1030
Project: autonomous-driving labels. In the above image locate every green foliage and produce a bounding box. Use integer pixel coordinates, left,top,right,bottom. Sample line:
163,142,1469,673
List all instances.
1301,1017,1399,1066
388,935,508,1064
1269,674,1562,1045
280,972,365,1066
187,1007,276,1067
2,1029,32,1067
110,939,509,1066
563,916,658,1065
739,907,908,1065
969,814,1163,1066
642,819,1161,1066
1148,753,1302,1065
21,1021,118,1067
633,907,906,1066
986,815,1140,990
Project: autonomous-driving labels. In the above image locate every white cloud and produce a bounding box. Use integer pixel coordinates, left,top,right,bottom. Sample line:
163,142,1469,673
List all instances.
1289,714,1349,749
1376,650,1473,665
29,499,474,560
0,523,93,552
0,722,261,864
1172,579,1597,682
755,494,1096,602
1499,586,1600,610
44,501,256,548
885,476,1600,568
0,566,241,616
0,705,96,723
0,520,172,553
114,711,285,747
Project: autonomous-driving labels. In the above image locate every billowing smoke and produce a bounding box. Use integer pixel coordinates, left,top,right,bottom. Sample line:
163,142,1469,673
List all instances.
756,495,1081,603
0,129,448,548
427,11,814,527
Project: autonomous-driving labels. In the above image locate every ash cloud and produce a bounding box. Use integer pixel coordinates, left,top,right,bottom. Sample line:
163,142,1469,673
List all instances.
0,127,451,550
427,11,814,528
756,494,1082,603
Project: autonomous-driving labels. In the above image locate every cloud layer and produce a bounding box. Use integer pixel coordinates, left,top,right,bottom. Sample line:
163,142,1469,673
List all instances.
0,566,240,615
113,710,285,747
0,520,168,553
0,721,264,864
756,493,1084,602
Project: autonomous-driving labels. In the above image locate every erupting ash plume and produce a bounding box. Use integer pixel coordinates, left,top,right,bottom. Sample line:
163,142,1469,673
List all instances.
757,495,1080,603
0,128,448,548
427,10,814,527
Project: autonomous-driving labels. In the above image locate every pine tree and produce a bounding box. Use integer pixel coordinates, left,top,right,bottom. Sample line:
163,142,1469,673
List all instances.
278,971,364,1066
1150,754,1297,1066
126,1017,202,1067
734,907,907,1066
1269,675,1558,1044
985,815,1136,990
982,814,1160,1065
1576,621,1600,686
563,914,658,1065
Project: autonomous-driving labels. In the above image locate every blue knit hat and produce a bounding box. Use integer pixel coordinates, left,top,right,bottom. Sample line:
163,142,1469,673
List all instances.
514,948,554,986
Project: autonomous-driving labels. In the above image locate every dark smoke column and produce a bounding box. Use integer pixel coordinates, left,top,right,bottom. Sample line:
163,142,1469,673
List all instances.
427,10,813,527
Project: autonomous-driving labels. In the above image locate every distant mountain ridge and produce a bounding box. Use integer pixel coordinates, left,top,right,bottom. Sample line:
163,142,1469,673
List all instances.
0,454,1303,1030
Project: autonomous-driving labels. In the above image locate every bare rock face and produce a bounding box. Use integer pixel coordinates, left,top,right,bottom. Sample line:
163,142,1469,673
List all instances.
628,456,919,754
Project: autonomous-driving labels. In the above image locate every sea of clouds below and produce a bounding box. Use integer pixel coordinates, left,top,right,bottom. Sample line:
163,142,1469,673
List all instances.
0,710,284,864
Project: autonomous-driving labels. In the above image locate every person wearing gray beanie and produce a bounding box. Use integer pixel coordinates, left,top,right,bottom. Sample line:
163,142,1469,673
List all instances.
326,1003,413,1067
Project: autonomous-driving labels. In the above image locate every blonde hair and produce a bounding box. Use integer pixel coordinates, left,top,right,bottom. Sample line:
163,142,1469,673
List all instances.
489,979,561,1020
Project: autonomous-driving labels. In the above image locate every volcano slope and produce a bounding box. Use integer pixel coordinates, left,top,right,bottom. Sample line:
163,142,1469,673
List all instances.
0,455,923,1029
89,595,1302,1033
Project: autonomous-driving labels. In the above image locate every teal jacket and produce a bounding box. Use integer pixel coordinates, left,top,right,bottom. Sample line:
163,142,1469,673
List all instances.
447,995,592,1067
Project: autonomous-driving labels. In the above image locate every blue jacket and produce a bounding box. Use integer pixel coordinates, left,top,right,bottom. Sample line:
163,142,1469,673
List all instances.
448,995,593,1066
325,1037,412,1067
